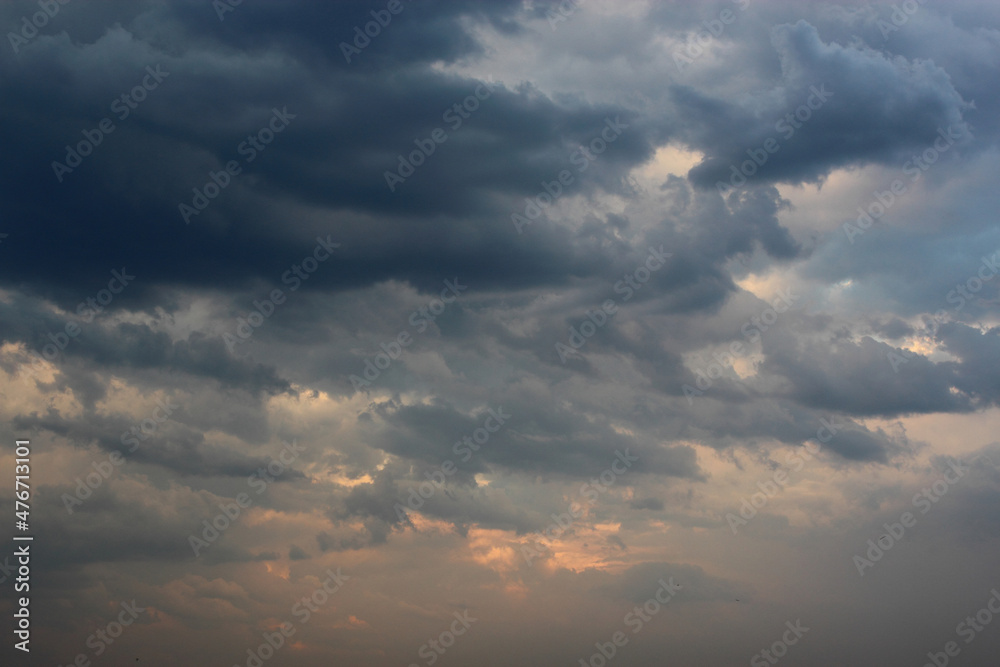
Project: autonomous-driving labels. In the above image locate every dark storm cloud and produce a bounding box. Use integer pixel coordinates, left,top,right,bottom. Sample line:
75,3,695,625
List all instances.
171,0,526,70
683,20,971,188
760,329,971,417
833,2,1000,142
329,465,547,539
741,321,1000,421
937,323,1000,407
10,406,300,480
361,398,703,480
0,296,292,396
678,395,902,462
472,183,802,380
1,2,1000,663
0,1,658,306
870,317,914,340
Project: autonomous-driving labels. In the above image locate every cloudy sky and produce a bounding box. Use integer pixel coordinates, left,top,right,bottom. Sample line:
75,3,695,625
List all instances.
2,0,1000,665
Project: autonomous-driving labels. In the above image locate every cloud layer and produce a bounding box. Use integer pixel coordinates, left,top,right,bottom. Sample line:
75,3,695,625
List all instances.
1,1,999,665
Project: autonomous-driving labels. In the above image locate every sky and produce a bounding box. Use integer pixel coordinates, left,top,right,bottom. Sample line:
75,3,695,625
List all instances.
1,0,1000,665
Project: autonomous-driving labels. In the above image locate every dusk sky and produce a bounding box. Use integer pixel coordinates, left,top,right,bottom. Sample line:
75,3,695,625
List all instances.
2,1,1000,665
